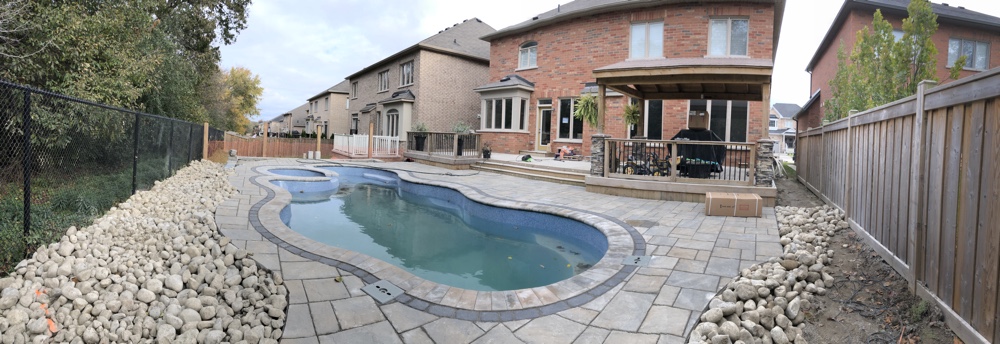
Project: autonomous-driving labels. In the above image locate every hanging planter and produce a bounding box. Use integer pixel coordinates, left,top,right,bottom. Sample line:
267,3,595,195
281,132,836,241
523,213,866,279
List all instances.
573,95,599,128
623,102,641,126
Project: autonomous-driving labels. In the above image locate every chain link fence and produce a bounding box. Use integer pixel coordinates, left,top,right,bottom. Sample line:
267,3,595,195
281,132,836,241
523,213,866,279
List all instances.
0,79,224,274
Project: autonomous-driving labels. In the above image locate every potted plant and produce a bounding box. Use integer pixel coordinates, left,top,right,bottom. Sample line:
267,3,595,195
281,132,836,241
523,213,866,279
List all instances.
453,122,471,156
412,122,428,151
482,143,492,159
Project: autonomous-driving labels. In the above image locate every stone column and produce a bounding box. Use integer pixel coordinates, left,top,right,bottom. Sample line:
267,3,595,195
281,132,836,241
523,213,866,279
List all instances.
590,134,611,176
755,139,775,186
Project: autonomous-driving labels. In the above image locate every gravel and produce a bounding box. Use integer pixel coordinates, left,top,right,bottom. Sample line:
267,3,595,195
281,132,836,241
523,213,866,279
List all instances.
0,161,287,343
688,205,847,344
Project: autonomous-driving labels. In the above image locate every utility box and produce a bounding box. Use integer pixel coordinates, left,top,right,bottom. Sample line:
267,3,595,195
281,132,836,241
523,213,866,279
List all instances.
705,192,763,217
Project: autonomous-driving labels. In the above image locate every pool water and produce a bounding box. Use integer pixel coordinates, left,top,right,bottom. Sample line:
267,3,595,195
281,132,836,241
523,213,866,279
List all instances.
272,166,607,291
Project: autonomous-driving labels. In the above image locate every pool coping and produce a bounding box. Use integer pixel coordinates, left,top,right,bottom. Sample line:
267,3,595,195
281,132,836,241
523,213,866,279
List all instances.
244,162,648,321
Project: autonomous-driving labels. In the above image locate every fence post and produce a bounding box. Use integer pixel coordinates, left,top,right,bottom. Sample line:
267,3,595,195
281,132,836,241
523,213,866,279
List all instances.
132,113,140,194
262,122,269,157
21,91,31,238
316,124,322,159
844,110,858,221
368,122,374,159
187,123,194,163
910,80,936,293
202,122,208,160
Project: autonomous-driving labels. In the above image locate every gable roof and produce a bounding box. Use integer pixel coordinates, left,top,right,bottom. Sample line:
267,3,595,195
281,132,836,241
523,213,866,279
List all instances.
379,90,416,104
346,18,495,80
806,0,1000,72
772,103,801,118
474,74,535,92
329,80,351,94
483,0,786,59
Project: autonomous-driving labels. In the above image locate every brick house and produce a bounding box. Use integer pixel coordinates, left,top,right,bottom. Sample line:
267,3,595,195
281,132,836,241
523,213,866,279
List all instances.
269,102,308,137
345,18,495,140
304,80,350,137
476,0,786,156
795,0,1000,131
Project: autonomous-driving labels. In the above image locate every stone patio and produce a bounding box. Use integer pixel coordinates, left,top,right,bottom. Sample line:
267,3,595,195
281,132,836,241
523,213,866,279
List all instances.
214,158,782,344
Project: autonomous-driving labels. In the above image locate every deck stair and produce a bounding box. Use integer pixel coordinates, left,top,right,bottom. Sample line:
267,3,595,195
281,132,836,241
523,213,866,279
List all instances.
472,159,587,187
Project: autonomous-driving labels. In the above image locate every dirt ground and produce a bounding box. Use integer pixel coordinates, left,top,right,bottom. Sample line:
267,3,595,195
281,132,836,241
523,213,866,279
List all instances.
775,172,959,344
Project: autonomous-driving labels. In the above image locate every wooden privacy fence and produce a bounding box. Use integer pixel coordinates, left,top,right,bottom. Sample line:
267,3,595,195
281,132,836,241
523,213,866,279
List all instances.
797,67,1000,344
223,133,334,158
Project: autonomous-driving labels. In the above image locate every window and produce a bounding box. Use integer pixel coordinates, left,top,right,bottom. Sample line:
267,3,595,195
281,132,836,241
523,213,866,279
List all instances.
892,29,904,42
350,114,359,135
769,119,777,129
485,98,514,130
377,70,389,92
630,22,663,59
558,98,584,140
689,100,748,142
324,97,329,111
519,42,537,69
519,99,527,130
386,109,400,136
351,82,358,99
949,38,990,70
627,100,663,140
400,61,414,86
709,18,749,56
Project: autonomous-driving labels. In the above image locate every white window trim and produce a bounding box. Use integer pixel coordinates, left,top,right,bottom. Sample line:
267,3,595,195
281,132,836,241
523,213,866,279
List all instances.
480,97,529,132
708,17,749,57
556,98,583,142
350,82,358,99
377,70,390,92
399,61,414,87
686,100,749,142
629,21,664,60
518,42,538,70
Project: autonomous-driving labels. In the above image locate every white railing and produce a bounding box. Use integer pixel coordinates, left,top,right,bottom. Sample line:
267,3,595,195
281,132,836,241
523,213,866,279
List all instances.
332,135,400,158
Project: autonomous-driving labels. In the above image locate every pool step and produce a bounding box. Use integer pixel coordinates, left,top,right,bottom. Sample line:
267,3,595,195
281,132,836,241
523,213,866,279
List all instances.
472,161,587,187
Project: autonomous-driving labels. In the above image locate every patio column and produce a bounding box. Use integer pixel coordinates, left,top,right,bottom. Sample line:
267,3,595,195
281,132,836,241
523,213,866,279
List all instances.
754,139,775,186
597,84,606,134
590,133,610,177
761,83,771,140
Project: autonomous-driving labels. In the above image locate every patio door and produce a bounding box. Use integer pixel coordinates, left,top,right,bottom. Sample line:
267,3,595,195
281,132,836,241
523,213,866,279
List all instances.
536,108,552,151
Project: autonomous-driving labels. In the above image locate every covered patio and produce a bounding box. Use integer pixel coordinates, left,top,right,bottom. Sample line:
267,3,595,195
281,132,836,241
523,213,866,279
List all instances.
586,57,778,205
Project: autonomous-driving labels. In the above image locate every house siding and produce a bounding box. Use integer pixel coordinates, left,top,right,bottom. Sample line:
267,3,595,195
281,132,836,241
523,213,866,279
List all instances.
802,8,1000,130
347,51,420,134
483,2,775,155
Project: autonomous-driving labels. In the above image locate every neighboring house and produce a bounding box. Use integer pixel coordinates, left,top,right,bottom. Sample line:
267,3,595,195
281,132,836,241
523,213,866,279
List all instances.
304,80,351,137
271,103,309,136
769,103,800,153
795,0,1000,131
477,0,785,155
345,18,495,140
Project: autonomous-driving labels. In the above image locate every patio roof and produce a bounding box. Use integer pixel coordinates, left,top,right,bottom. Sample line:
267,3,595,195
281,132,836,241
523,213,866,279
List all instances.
593,57,773,101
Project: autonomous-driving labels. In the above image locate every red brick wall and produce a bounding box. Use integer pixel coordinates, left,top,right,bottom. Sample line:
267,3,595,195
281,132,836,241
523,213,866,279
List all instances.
805,8,1000,130
485,2,776,155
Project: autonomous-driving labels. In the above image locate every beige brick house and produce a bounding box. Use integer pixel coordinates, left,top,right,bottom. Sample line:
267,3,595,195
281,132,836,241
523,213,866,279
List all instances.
304,80,350,136
345,18,495,139
477,0,786,156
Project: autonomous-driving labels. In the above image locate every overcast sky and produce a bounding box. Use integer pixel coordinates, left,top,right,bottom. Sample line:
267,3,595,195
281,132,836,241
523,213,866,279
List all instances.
220,0,1000,122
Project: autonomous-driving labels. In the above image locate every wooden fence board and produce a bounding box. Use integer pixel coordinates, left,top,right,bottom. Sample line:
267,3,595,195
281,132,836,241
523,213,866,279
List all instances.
940,105,964,307
863,124,873,233
885,118,906,257
956,100,984,320
926,108,946,292
876,121,886,245
974,99,998,339
899,116,913,263
881,120,892,249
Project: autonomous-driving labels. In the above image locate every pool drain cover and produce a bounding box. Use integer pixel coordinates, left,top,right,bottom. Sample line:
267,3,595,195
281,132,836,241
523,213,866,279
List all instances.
362,280,404,304
622,255,652,267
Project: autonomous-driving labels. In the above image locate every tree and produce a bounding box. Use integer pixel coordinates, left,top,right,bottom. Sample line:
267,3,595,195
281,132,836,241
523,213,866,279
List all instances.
222,66,263,132
824,0,965,121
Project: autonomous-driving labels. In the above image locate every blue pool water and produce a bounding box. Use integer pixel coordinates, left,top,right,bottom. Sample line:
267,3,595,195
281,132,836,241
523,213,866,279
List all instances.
271,166,608,291
270,169,325,177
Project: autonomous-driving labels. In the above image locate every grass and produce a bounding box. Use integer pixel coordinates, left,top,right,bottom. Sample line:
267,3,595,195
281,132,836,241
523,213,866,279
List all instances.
782,161,797,179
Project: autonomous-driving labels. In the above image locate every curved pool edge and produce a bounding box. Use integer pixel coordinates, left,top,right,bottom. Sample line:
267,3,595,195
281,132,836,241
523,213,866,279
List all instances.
245,163,646,321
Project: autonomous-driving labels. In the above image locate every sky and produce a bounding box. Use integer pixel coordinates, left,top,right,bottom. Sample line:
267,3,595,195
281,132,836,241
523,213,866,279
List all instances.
219,0,1000,122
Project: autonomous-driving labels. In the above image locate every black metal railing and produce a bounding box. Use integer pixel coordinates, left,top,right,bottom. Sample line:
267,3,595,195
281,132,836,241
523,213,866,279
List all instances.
0,79,221,273
605,138,755,184
407,132,481,157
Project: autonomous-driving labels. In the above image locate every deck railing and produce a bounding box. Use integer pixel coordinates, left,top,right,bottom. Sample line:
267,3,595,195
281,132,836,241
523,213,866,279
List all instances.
407,132,481,158
604,138,756,185
332,134,400,158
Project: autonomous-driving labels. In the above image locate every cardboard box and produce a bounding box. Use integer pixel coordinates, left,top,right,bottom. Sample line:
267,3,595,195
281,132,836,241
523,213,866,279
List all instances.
705,192,763,217
688,111,708,130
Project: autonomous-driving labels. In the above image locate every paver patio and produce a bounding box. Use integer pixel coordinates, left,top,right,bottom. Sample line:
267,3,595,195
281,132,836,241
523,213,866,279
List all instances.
215,158,781,343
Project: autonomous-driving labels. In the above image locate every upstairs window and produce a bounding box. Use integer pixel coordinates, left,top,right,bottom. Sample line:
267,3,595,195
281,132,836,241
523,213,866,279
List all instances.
709,18,748,56
324,97,329,111
630,21,663,59
519,42,537,69
948,38,990,71
351,82,358,99
377,70,389,92
400,61,414,86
